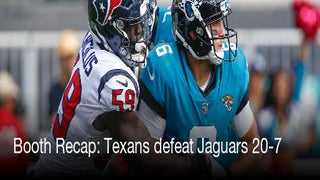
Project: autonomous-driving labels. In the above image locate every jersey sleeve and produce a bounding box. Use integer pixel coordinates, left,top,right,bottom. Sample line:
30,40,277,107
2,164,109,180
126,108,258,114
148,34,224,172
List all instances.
97,69,140,112
232,102,254,138
136,100,166,139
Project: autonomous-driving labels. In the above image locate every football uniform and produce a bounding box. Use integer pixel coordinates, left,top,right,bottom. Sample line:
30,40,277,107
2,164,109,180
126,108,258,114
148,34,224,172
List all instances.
151,6,174,47
35,31,140,176
138,42,251,167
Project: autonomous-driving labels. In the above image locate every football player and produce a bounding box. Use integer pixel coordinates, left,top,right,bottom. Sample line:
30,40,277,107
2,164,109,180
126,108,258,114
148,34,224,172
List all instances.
134,0,174,78
34,0,218,177
148,0,174,48
137,0,262,176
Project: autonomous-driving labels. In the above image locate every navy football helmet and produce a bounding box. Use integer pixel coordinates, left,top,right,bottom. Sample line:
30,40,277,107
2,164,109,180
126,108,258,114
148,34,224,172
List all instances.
88,0,152,67
172,0,237,65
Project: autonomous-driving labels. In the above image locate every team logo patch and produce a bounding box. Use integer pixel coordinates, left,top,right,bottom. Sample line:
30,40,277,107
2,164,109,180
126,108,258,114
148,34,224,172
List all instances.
93,0,122,26
201,102,208,115
221,94,234,112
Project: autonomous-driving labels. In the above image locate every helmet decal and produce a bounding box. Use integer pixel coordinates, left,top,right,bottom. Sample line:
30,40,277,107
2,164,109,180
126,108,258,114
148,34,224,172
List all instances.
180,0,202,21
93,0,122,26
184,1,194,19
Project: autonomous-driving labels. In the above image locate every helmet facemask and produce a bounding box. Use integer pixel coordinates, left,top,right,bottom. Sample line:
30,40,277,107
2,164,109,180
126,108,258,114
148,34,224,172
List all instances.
118,14,151,68
173,0,238,65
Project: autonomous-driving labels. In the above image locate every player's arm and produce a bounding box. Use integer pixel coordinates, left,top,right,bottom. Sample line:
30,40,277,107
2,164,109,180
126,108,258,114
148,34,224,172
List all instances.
136,97,229,177
136,79,167,139
94,74,211,177
229,99,262,176
95,110,210,177
135,82,227,177
292,35,308,101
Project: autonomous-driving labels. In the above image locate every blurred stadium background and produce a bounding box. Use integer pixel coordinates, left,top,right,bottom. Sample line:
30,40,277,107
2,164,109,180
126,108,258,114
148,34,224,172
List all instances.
0,0,320,176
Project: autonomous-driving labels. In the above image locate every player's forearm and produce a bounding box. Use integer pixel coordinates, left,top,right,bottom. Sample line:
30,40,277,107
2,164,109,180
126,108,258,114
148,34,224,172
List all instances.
228,120,262,176
113,111,205,176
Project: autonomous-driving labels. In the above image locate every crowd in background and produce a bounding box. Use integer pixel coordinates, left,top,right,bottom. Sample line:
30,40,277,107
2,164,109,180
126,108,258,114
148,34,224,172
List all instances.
248,31,319,176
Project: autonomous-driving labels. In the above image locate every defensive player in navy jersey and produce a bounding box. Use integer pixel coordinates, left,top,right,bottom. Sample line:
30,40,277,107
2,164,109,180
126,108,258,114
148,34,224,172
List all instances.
137,0,262,176
34,0,219,177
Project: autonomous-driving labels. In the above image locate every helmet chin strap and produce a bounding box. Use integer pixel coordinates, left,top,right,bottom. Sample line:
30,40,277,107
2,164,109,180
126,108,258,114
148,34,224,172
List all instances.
208,49,224,65
131,53,145,65
132,42,148,78
135,41,146,53
125,39,147,68
132,40,147,64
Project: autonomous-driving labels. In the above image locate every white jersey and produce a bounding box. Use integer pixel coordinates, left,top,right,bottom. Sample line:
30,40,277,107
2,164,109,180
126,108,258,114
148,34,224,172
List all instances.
35,32,140,176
